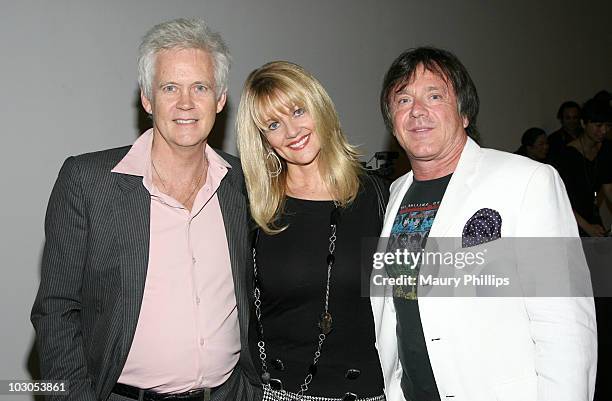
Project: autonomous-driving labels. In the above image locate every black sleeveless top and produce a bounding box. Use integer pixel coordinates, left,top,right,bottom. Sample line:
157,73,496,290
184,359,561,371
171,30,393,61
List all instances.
249,176,388,397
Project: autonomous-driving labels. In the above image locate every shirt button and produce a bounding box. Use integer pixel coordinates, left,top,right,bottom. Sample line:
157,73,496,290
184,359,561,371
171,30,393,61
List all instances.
196,297,201,305
200,338,205,346
192,257,196,264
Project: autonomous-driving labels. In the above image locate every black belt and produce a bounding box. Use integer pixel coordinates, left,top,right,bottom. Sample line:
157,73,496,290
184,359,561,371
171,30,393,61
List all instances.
112,383,219,401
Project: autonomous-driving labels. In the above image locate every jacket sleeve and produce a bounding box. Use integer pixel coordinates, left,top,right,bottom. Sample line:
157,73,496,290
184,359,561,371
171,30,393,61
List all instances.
516,164,598,401
31,156,97,401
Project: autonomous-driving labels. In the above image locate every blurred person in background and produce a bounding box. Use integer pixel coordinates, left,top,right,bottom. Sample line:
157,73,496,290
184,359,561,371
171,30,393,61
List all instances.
557,98,612,237
515,127,549,162
548,101,582,162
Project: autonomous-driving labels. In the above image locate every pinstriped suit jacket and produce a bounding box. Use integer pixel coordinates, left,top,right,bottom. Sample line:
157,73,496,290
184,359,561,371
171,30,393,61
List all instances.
31,146,262,401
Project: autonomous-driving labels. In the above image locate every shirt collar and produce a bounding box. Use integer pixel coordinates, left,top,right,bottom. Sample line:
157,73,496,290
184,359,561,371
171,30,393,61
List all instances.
111,129,232,194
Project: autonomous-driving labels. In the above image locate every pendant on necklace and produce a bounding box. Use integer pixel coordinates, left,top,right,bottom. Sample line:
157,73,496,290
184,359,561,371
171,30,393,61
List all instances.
319,312,333,334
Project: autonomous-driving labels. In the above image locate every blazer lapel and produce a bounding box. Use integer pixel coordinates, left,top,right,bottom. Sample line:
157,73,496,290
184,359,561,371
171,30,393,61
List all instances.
216,170,250,346
112,173,151,361
429,137,482,238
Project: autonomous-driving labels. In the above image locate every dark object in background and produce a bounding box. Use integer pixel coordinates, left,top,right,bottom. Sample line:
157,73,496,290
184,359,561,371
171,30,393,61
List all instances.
593,90,611,107
362,151,399,181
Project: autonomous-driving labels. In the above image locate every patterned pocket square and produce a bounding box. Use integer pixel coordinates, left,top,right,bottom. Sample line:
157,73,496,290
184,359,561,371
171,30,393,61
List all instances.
462,208,502,248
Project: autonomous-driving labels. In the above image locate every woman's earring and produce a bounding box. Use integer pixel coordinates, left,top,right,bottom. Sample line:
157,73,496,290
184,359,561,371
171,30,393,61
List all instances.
266,151,282,178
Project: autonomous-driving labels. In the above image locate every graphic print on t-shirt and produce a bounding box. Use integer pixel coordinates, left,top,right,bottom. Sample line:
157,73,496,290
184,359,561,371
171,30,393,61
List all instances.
387,201,441,299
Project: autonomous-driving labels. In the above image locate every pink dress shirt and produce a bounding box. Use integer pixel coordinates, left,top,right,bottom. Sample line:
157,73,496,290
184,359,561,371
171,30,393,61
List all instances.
112,129,240,392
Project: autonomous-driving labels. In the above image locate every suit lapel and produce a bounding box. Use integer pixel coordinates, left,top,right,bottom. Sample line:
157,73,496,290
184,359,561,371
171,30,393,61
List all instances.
216,170,250,346
429,137,482,238
112,173,151,360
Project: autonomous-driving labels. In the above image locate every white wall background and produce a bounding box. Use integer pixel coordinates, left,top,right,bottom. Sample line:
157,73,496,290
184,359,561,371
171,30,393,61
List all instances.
0,1,610,399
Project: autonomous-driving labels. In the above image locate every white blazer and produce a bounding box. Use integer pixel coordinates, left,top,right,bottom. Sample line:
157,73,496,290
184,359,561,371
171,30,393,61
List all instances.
372,138,597,401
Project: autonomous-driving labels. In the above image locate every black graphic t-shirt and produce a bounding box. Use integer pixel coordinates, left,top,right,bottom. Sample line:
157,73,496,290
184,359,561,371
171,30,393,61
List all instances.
387,173,451,401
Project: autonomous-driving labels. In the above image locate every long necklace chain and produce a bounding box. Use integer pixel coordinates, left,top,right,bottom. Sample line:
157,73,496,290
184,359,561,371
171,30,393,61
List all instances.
151,158,205,203
253,211,338,400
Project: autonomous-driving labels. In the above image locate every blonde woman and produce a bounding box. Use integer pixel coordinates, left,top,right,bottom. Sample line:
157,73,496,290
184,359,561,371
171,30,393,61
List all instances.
237,61,387,401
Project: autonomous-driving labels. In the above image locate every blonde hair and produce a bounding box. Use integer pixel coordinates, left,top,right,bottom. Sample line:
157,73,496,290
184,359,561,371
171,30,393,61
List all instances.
236,61,362,234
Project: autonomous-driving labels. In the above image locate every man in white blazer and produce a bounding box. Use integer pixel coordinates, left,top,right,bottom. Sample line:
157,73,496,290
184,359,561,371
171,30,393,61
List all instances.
371,47,597,401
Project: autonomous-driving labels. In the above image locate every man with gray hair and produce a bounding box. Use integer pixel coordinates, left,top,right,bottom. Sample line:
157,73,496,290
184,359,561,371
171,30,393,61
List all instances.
31,18,262,401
